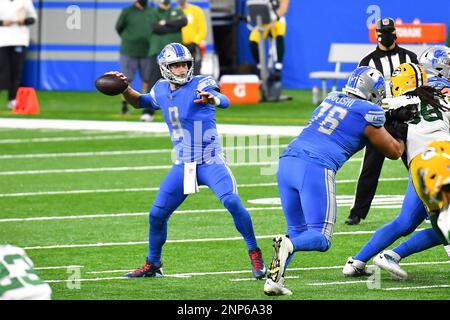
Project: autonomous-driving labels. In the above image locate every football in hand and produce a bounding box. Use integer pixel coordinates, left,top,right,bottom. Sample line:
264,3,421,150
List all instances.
95,73,128,96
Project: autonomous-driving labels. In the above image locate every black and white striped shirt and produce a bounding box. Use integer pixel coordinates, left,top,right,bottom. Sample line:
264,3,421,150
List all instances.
358,45,418,96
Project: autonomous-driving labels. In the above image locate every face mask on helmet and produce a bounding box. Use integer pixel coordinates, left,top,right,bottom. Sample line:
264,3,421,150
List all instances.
419,46,450,80
391,63,427,97
378,31,397,48
158,43,194,85
345,66,386,105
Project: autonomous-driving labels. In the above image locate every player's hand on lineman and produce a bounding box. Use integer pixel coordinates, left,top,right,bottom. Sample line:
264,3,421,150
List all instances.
194,90,218,105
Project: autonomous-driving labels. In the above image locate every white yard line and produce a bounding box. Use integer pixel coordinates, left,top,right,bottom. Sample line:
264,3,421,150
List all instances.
0,178,408,198
35,265,84,270
0,162,279,175
0,133,153,144
383,285,450,291
22,230,427,251
0,207,282,223
0,118,304,136
43,261,449,283
0,144,289,159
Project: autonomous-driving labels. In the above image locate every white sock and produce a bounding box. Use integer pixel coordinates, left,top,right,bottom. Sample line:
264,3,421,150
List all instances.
444,245,450,257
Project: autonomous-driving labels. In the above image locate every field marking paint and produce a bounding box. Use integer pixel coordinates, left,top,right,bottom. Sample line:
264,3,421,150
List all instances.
22,230,428,250
0,118,304,136
0,133,154,144
0,206,282,222
0,192,406,221
43,261,448,283
35,265,84,270
0,144,290,159
0,178,408,198
0,162,279,175
382,285,450,291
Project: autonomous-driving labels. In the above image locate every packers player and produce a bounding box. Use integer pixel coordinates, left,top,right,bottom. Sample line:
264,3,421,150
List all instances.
0,245,52,300
343,63,450,280
412,141,450,243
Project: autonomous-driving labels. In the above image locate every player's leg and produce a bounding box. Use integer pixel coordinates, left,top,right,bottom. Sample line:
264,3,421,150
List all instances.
294,163,335,252
124,165,187,277
264,156,303,296
391,227,445,259
353,178,426,261
249,27,270,67
197,160,266,279
373,227,446,280
270,20,286,75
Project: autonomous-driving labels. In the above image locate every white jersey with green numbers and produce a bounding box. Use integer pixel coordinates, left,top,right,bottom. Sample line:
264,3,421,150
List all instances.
406,102,450,164
0,245,52,300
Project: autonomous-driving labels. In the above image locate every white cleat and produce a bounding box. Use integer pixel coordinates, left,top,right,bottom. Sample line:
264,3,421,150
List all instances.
140,113,154,122
373,250,408,280
264,277,292,296
342,257,372,277
267,235,294,283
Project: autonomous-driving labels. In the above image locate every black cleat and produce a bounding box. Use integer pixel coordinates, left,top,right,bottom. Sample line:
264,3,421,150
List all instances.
345,215,361,225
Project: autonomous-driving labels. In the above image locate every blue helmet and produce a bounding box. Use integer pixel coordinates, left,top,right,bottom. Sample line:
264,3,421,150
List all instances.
158,43,194,85
419,46,450,80
345,66,386,104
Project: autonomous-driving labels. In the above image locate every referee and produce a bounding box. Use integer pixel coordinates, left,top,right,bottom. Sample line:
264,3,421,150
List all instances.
345,17,418,225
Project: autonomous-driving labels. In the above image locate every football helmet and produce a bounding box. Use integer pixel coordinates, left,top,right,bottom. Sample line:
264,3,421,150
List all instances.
345,66,386,104
418,46,450,80
158,43,194,85
414,140,450,203
391,63,428,97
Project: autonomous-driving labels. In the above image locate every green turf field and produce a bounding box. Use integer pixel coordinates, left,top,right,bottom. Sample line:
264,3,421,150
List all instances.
0,90,313,125
0,90,449,300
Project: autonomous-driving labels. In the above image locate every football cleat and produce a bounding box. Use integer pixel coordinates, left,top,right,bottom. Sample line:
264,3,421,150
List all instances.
123,259,163,278
264,277,292,296
248,248,267,280
345,214,361,225
373,250,408,280
267,235,294,284
140,113,154,122
342,257,372,277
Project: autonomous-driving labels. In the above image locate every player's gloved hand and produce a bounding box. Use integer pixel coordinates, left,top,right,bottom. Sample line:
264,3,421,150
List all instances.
385,119,408,142
385,104,419,122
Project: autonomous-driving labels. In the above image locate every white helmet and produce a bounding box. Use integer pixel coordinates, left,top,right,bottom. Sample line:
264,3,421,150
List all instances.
345,66,386,104
158,43,194,85
419,46,450,80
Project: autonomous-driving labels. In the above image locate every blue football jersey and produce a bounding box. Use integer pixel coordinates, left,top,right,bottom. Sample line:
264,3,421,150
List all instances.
282,92,386,171
139,75,223,164
428,76,450,90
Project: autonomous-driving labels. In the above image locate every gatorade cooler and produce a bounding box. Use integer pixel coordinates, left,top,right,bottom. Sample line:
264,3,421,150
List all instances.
219,75,260,104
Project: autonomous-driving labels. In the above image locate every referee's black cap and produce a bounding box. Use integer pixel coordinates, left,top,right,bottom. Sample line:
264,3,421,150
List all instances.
376,18,396,33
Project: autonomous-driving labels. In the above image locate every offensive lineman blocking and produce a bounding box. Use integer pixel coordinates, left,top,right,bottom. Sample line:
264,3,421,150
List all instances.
264,66,405,296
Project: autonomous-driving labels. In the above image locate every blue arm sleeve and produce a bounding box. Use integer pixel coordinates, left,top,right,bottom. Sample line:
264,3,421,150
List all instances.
207,89,230,109
138,87,160,110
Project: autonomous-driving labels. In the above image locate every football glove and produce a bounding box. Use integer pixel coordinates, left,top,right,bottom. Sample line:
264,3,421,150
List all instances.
385,104,419,122
385,119,408,142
